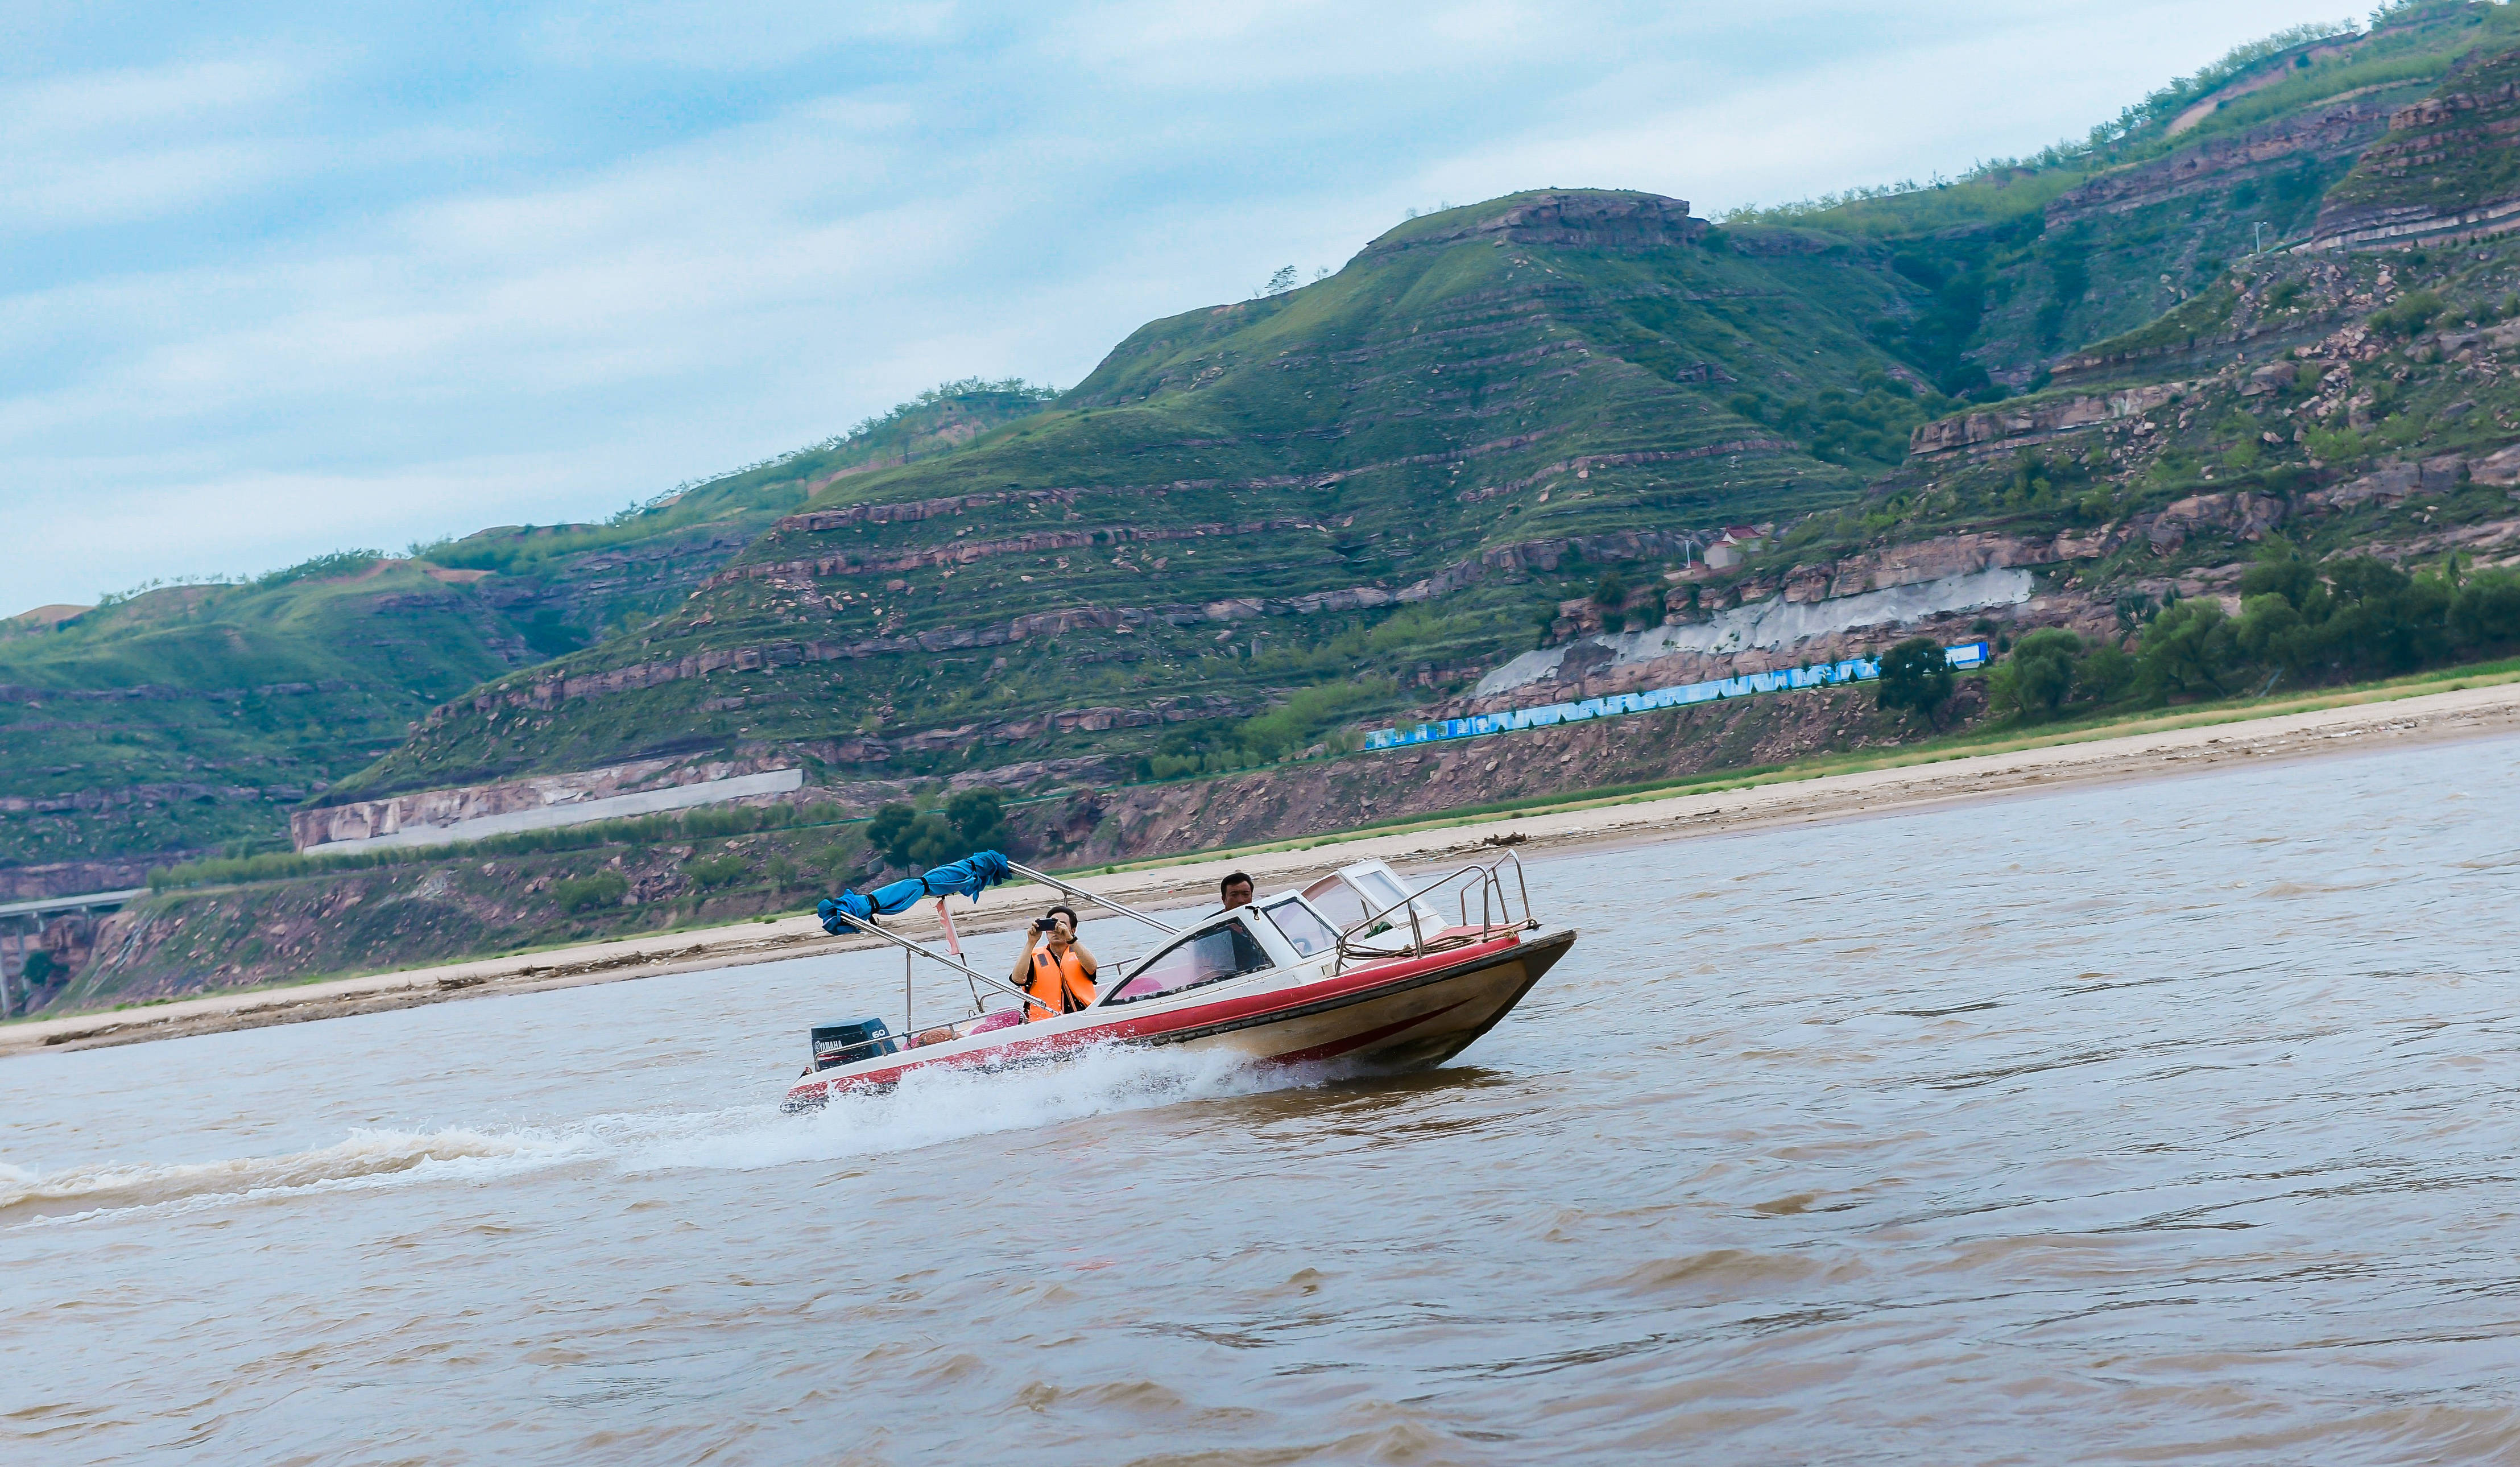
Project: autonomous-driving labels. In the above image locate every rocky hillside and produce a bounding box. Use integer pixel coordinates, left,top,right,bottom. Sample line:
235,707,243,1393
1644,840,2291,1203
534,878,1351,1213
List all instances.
0,385,1054,896
67,679,1971,1009
1721,257,2520,707
329,189,1944,807
2311,39,2520,249
1768,1,2520,393
333,6,2520,823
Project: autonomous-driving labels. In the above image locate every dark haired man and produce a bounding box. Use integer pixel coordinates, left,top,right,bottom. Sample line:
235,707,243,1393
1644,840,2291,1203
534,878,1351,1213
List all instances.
1220,872,1255,910
1016,904,1097,1020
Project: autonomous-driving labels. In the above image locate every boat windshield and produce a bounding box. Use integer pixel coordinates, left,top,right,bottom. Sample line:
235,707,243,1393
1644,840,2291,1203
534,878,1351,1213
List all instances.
1103,919,1275,1006
1300,874,1373,930
1349,866,1415,916
1302,867,1430,933
1260,898,1338,957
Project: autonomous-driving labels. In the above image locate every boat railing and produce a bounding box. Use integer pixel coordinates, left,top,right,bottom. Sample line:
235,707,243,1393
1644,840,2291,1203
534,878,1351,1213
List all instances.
1005,860,1181,935
1333,850,1533,971
809,909,1038,1064
816,863,1186,1067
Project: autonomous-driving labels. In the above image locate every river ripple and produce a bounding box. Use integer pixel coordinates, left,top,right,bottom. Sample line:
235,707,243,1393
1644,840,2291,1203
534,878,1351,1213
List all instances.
6,734,2520,1464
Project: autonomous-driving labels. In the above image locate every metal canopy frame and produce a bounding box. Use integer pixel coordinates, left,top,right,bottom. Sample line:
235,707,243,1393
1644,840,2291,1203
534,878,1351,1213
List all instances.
1004,861,1180,936
812,863,1196,1065
828,914,1033,1011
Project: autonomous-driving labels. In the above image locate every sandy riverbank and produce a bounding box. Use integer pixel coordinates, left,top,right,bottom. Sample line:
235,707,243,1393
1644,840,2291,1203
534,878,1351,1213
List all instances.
10,677,2518,1057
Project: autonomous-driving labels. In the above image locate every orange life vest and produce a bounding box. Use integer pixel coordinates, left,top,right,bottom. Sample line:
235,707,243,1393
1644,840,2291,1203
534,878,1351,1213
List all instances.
1025,945,1096,1020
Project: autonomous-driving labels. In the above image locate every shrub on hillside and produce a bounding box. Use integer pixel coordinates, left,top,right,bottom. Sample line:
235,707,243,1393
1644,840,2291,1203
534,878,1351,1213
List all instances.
685,853,749,890
1135,680,1394,781
2076,643,2136,702
945,788,1015,854
2370,289,2444,338
867,803,946,869
2451,569,2520,645
553,871,628,914
2136,599,2236,700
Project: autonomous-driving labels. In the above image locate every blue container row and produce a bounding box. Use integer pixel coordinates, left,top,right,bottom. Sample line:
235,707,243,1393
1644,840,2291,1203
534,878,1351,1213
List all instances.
1363,640,1991,752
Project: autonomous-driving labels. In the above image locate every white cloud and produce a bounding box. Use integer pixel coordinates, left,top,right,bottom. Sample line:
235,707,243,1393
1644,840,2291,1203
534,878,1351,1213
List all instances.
0,55,320,230
525,1,964,70
3,56,303,137
1404,0,2364,215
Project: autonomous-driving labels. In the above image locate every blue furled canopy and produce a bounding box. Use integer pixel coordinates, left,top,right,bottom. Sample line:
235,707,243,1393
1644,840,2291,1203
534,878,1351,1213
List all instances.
817,850,1012,934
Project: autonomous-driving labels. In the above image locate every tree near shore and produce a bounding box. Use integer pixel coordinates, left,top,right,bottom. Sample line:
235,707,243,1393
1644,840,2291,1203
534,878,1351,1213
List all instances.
2129,548,2520,704
1876,637,1954,726
1989,627,2082,720
868,788,1017,871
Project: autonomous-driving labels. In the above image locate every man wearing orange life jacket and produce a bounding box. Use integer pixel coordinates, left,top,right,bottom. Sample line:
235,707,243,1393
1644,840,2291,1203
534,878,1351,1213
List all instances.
1015,904,1098,1021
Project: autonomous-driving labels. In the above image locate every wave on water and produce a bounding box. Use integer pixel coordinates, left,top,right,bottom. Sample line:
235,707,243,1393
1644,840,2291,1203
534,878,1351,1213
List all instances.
3,1042,1303,1228
0,1125,595,1226
630,1040,1304,1175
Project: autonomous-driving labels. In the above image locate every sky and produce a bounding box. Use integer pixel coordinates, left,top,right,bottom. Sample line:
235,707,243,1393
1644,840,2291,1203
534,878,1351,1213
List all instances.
2,0,2368,613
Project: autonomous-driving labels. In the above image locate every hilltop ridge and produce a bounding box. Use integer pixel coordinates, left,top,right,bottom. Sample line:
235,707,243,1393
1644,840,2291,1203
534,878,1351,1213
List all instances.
332,187,1940,806
0,385,1056,888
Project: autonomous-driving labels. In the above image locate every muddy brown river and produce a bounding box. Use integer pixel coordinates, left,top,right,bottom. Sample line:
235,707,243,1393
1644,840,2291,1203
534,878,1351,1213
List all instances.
7,734,2520,1464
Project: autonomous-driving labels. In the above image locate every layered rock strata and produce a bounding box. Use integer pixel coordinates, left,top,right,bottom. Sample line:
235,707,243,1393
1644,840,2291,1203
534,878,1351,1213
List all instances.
1471,566,2038,702
416,529,1710,726
2308,48,2520,250
2053,94,2395,228
1360,191,1708,257
1910,385,2186,458
291,754,804,852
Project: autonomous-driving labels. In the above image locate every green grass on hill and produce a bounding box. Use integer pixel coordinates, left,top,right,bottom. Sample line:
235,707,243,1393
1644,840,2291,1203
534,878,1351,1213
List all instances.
337,188,1954,802
0,386,1065,874
1714,5,2515,387
2321,37,2520,218
0,564,542,869
414,382,1057,592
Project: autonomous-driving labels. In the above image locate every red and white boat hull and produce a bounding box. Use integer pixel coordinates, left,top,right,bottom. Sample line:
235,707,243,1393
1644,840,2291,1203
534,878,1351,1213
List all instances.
782,925,1575,1109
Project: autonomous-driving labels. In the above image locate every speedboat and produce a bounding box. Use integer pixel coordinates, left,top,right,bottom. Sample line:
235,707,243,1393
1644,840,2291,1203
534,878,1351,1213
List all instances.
781,850,1573,1110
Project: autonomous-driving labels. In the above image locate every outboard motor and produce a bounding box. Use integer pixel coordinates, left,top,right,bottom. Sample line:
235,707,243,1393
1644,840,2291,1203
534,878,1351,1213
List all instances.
810,1016,895,1072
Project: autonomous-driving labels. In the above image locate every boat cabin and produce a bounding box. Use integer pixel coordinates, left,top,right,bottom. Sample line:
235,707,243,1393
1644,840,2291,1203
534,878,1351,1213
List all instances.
1091,858,1461,1011
1293,859,1451,952
797,853,1526,1075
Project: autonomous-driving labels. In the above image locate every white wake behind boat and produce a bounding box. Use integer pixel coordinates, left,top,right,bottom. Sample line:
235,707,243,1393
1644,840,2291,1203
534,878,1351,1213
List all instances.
782,852,1573,1110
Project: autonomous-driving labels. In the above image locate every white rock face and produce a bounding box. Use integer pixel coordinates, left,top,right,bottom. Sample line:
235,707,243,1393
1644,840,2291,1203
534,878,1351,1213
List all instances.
1473,567,2033,697
292,762,804,854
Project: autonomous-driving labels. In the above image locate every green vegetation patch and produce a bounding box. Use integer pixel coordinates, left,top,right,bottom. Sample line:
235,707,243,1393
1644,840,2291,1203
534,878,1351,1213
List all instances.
333,191,1952,801
2323,40,2520,218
